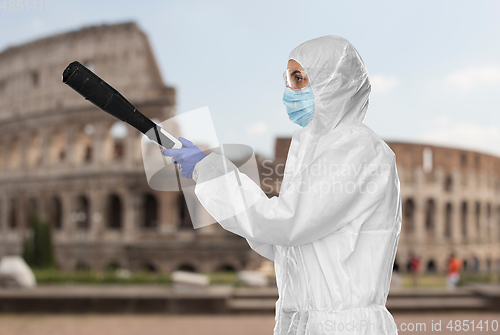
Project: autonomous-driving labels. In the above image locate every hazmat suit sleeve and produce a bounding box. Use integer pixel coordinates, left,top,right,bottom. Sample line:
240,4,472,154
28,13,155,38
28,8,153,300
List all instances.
192,129,394,248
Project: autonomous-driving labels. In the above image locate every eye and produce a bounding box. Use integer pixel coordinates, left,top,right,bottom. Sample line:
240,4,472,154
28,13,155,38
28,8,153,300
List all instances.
294,74,303,83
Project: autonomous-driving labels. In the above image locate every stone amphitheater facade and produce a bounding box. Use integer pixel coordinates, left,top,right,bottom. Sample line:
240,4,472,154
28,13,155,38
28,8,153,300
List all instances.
273,138,500,274
0,22,262,273
2,21,498,277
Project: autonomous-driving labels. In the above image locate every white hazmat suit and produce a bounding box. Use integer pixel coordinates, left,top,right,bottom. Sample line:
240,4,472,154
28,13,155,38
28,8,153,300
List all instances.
193,35,401,335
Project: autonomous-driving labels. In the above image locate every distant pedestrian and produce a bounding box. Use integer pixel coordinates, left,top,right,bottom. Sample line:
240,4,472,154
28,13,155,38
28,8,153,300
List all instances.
409,252,420,287
447,253,462,291
391,257,402,290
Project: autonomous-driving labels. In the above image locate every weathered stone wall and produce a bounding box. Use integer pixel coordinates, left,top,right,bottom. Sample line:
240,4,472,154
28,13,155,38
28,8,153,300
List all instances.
0,22,256,274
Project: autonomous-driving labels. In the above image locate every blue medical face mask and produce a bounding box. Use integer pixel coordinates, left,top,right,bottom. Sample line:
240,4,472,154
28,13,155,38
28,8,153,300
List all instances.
282,86,315,127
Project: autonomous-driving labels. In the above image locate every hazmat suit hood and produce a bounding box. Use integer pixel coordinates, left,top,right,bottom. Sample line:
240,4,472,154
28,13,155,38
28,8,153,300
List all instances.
289,35,370,133
281,36,374,179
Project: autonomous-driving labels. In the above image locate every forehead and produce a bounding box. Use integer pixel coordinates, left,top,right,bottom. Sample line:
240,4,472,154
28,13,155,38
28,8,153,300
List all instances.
287,59,302,70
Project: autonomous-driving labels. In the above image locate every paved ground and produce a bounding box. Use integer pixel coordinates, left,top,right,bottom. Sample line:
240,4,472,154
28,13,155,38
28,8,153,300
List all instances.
0,312,499,335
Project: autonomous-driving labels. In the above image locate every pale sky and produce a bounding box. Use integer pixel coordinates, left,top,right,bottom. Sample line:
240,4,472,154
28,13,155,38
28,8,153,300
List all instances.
1,0,500,159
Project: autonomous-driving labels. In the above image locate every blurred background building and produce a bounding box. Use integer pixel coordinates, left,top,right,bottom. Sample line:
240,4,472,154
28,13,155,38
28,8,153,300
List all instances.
272,138,500,275
0,22,263,274
0,21,499,276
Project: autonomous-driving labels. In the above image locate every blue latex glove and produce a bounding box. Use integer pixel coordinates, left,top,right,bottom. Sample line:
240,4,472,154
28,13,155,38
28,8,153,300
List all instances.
161,137,207,179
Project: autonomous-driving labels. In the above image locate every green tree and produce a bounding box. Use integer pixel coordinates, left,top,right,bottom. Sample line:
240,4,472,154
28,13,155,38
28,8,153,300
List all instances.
22,215,56,269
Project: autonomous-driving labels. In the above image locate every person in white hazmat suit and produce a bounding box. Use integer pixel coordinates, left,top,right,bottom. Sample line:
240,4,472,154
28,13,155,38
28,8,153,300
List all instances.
162,35,402,335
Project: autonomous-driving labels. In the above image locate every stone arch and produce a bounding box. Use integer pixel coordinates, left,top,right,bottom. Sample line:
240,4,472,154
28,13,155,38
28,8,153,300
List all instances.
31,70,40,86
426,259,436,273
49,129,66,164
143,193,158,228
444,202,453,239
103,122,128,162
25,197,38,229
460,152,467,167
47,196,62,230
110,122,127,160
27,132,42,168
9,137,21,169
215,263,237,273
76,125,94,164
75,261,90,272
8,198,17,229
177,263,197,273
178,194,192,230
403,198,415,233
141,263,157,273
107,193,122,229
74,195,90,229
425,199,435,231
461,201,468,237
444,174,453,192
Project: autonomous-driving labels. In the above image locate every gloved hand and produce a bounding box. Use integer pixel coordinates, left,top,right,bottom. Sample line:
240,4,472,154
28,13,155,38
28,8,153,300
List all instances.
161,137,207,179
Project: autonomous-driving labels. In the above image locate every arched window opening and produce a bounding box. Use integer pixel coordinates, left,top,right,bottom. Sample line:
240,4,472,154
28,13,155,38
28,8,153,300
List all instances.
113,141,124,160
32,71,39,87
460,152,467,167
8,198,17,229
141,263,157,273
178,195,192,230
216,264,236,273
403,198,415,234
426,259,436,273
26,198,38,229
445,203,453,239
75,261,90,272
80,124,95,163
110,122,127,161
107,194,122,229
47,196,62,230
177,264,196,273
50,131,66,164
461,202,468,238
143,193,158,228
9,137,21,169
444,175,453,192
27,133,42,168
74,195,90,230
425,199,435,231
